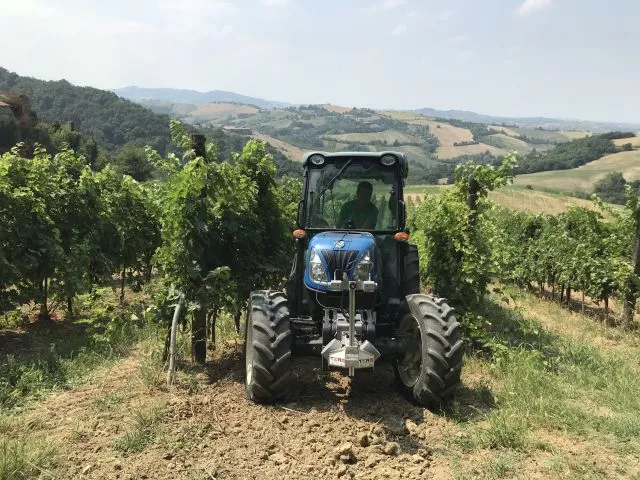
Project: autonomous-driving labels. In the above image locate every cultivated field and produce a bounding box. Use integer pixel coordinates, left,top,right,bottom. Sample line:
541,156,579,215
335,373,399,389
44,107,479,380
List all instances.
404,184,603,215
513,150,640,193
320,104,352,113
325,130,416,144
382,112,475,146
189,103,259,122
484,134,536,154
561,131,591,139
251,133,306,161
437,144,507,159
489,125,520,137
4,288,638,479
613,137,640,148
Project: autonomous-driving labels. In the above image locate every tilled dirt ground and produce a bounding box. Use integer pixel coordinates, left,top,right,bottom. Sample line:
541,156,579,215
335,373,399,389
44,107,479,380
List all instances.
20,342,475,480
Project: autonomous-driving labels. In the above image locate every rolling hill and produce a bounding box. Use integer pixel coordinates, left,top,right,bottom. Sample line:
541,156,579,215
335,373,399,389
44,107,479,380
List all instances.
514,149,640,194
0,67,171,153
112,86,290,109
404,184,606,215
412,107,640,133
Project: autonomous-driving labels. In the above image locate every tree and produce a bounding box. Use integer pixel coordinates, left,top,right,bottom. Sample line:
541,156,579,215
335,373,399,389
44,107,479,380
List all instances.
111,143,155,181
593,172,627,205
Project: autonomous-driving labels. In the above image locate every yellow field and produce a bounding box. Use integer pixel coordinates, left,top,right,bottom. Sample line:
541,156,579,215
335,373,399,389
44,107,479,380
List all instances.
320,103,352,113
613,136,640,148
437,143,507,159
324,130,415,144
383,111,426,122
513,150,640,193
490,187,602,215
422,120,473,146
188,103,259,121
404,184,602,215
485,133,534,154
489,125,520,137
250,133,306,161
382,112,474,146
561,131,591,139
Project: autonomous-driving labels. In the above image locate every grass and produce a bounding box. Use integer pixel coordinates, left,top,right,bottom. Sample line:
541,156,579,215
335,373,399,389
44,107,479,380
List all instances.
513,150,640,193
114,403,165,454
0,437,56,480
93,393,124,412
445,288,640,478
0,417,56,480
0,287,161,409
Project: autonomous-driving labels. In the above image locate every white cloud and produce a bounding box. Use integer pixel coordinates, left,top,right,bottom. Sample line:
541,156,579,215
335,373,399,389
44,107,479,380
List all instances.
506,45,522,55
456,49,473,60
438,9,459,21
516,0,552,16
380,0,407,10
260,0,290,6
449,35,469,45
158,0,236,15
3,0,60,18
216,25,234,38
392,24,408,36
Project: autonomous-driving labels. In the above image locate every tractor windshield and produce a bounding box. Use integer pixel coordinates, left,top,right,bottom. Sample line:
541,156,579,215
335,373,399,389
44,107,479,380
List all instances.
305,159,400,230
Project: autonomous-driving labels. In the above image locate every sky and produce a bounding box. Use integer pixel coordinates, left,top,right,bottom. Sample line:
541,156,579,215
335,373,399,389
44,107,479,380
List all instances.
1,0,639,123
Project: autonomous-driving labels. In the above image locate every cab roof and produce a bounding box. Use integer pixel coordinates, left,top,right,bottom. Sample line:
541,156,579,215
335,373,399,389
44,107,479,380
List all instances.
302,151,408,178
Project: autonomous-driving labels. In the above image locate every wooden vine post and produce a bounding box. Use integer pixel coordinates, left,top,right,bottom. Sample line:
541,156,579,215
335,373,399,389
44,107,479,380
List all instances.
622,209,640,329
190,133,208,364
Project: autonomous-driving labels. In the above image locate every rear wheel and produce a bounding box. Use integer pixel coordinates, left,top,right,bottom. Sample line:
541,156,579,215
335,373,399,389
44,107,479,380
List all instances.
394,294,463,407
244,291,292,403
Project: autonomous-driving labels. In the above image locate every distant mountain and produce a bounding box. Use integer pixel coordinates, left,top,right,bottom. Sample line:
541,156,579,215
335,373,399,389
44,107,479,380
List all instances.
113,86,291,110
412,107,640,134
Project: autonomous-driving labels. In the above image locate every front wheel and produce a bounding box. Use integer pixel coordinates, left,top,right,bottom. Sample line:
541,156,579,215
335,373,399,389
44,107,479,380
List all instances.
394,294,463,408
244,291,292,404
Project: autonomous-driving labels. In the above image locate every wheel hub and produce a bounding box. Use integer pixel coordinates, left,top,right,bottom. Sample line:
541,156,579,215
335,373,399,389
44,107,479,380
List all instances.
397,314,422,387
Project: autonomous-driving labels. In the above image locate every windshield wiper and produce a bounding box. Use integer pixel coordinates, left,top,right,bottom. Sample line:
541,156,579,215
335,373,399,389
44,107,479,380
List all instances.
318,159,353,198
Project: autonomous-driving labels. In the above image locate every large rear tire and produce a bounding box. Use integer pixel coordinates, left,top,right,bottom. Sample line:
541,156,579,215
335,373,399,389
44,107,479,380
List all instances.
394,294,463,408
244,290,292,404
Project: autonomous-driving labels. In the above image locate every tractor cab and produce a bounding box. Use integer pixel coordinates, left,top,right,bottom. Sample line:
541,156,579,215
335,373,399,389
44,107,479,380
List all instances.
291,152,412,317
244,152,463,408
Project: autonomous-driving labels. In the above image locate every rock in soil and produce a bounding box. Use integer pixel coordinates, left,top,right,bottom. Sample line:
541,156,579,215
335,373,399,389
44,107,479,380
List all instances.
383,442,400,456
357,432,370,447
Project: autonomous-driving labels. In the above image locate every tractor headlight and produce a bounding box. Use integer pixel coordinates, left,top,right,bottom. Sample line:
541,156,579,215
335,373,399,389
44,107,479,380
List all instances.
354,250,373,281
309,248,327,283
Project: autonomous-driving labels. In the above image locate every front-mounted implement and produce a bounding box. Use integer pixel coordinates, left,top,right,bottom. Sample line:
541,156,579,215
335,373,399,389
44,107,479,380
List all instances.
244,151,463,407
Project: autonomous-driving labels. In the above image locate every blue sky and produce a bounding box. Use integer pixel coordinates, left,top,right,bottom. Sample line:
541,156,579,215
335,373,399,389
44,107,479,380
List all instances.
2,0,639,122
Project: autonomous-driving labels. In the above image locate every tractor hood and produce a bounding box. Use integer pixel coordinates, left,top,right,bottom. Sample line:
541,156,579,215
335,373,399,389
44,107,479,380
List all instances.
304,231,378,291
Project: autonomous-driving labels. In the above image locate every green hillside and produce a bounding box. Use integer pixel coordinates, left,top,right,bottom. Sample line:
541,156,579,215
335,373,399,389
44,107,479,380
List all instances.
514,149,640,194
0,67,171,153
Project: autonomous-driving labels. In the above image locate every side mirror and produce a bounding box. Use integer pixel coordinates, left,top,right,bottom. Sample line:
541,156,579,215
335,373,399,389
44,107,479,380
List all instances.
297,200,305,228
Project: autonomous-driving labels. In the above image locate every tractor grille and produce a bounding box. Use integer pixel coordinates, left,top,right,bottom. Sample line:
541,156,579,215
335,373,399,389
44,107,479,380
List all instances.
321,249,358,279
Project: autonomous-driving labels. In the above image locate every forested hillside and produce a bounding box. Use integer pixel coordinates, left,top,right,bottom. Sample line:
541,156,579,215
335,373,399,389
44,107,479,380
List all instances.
0,67,171,153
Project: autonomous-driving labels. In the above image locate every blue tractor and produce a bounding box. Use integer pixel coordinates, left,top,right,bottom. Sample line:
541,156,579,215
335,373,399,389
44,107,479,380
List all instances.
244,152,463,407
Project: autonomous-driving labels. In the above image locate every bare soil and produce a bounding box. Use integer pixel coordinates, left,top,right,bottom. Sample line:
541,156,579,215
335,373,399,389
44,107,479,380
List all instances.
20,342,470,480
